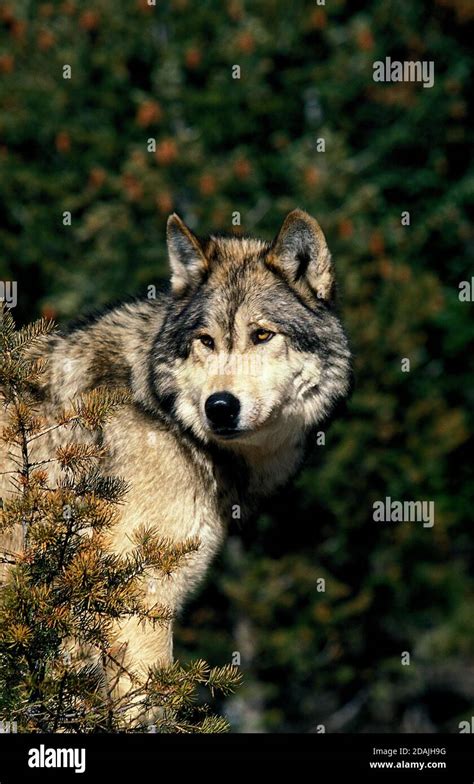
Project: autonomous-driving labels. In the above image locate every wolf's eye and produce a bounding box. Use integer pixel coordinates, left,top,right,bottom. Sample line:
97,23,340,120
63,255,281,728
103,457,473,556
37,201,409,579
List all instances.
252,328,275,344
198,334,215,350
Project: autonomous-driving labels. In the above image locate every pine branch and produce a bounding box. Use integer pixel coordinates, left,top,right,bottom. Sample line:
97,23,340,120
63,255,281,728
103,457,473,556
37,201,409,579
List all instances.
26,417,80,445
207,664,242,697
56,443,107,474
0,304,16,349
131,525,201,576
71,387,132,431
10,319,56,352
70,469,129,503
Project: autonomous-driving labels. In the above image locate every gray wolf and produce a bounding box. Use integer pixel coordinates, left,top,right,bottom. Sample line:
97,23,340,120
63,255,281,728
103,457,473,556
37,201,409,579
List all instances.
0,209,351,714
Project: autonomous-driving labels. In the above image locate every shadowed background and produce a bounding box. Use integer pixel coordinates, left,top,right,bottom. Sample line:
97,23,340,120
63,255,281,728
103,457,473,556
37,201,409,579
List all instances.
0,0,473,732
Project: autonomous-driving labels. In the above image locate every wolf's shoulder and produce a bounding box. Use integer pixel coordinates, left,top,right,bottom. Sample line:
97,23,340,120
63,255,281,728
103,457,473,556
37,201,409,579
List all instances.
61,290,170,339
36,294,169,405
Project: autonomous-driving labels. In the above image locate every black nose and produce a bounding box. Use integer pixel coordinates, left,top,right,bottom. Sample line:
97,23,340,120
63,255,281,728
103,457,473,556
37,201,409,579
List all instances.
205,392,240,430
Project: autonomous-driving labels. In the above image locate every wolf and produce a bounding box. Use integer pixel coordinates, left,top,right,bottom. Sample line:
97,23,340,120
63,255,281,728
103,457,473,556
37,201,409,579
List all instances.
0,209,351,716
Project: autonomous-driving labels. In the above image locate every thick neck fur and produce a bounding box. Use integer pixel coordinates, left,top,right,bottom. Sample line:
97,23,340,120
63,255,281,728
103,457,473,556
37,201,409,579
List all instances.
46,298,306,510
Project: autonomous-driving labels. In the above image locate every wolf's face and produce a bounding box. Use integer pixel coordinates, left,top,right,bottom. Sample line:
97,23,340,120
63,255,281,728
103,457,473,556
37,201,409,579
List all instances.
150,210,351,450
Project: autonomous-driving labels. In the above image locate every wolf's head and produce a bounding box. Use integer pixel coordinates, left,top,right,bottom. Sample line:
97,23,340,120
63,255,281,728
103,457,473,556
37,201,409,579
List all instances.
150,210,351,451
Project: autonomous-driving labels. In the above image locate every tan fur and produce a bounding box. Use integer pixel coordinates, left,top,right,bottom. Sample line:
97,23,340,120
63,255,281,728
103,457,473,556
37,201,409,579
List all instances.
0,210,351,724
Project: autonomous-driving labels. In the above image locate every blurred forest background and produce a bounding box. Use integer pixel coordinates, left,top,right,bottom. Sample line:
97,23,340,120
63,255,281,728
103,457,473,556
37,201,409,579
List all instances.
0,0,473,732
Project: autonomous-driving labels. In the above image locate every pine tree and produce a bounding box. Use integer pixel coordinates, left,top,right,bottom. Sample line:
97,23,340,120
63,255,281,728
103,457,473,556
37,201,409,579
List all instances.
0,305,241,732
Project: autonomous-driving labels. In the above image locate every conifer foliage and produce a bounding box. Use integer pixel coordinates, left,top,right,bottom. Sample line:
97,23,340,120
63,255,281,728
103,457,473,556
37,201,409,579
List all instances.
0,306,240,732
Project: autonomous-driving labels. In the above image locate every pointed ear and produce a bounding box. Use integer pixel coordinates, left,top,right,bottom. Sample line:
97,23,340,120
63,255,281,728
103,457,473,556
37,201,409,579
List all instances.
166,213,209,295
268,209,334,301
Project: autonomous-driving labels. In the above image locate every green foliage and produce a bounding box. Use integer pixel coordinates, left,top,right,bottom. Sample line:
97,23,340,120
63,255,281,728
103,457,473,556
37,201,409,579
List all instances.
0,0,472,731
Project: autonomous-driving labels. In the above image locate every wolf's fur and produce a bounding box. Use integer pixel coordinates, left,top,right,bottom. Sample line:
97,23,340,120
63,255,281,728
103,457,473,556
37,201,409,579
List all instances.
0,210,351,713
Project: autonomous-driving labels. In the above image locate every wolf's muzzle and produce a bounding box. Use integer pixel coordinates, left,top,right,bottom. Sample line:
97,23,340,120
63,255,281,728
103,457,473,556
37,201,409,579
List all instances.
205,391,240,433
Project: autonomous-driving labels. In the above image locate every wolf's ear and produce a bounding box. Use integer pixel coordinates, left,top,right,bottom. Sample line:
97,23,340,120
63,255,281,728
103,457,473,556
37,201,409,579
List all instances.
166,213,209,295
268,209,334,301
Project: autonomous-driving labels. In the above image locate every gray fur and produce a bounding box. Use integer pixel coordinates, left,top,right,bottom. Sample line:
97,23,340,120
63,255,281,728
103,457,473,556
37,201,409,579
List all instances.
0,210,351,721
